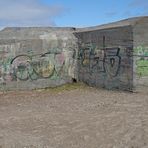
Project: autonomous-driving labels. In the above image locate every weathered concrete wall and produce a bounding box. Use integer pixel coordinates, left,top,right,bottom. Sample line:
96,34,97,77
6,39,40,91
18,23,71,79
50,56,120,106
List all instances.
133,18,148,90
75,26,134,91
0,17,147,91
0,27,78,90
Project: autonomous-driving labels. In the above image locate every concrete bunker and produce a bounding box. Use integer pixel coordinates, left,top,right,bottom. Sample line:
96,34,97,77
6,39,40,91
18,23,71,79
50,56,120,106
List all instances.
0,16,147,92
75,16,148,91
0,27,78,90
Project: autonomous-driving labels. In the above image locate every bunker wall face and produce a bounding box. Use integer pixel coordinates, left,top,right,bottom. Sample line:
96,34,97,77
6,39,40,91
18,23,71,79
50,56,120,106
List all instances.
133,19,148,91
75,26,134,91
0,29,78,90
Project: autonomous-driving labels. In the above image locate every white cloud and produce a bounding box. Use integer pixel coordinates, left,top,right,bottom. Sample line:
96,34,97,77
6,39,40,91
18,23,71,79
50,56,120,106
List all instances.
119,0,148,19
129,0,148,8
0,0,65,28
105,11,117,17
128,0,148,15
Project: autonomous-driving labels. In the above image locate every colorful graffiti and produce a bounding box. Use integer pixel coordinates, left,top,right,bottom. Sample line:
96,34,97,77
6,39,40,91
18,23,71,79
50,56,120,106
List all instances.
135,46,148,76
0,47,14,84
11,54,56,81
78,44,121,77
0,48,76,85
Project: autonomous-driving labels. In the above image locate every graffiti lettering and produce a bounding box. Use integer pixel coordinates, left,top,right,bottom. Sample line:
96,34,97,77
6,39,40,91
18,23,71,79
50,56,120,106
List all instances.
78,45,121,77
0,48,76,84
135,46,148,77
10,52,66,81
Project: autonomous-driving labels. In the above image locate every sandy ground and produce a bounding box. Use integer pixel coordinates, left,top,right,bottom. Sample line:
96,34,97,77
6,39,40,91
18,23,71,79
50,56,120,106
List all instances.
0,84,148,148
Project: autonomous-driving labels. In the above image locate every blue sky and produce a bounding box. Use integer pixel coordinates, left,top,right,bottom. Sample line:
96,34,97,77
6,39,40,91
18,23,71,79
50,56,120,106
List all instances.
0,0,147,29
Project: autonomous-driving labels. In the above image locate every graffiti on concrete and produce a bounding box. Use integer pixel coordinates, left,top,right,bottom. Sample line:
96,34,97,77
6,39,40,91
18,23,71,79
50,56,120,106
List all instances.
104,48,121,77
135,46,148,76
0,47,14,84
11,53,62,81
0,48,76,84
78,44,121,77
